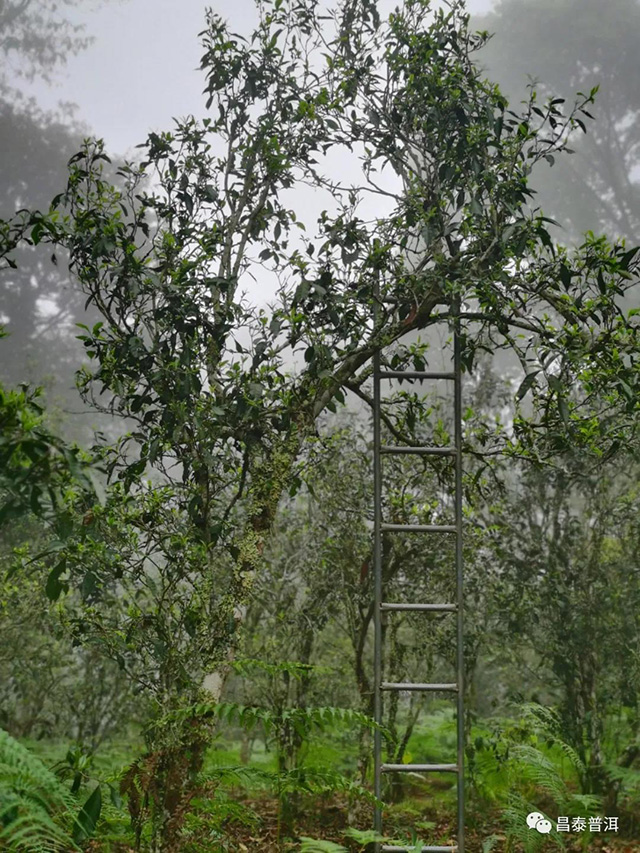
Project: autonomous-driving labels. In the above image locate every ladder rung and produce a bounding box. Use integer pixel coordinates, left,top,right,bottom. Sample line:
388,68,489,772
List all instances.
380,445,456,457
381,603,457,612
381,847,457,852
381,682,458,692
381,763,458,773
381,523,456,533
378,370,455,381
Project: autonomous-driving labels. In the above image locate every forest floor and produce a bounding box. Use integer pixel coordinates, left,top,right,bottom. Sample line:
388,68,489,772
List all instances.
214,791,638,852
26,727,640,852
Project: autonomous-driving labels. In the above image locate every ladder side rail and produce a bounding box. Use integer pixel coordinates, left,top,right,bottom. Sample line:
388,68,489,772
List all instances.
454,299,465,853
373,322,383,848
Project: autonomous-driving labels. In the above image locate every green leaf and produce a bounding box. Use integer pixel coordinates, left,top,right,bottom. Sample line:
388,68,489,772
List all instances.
547,375,563,395
515,371,539,401
558,396,569,425
72,784,102,843
108,782,123,809
619,246,639,270
559,264,572,289
269,317,282,336
45,559,67,602
31,221,44,245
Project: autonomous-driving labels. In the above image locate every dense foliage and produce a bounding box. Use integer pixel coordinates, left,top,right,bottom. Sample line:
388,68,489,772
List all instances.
1,0,640,850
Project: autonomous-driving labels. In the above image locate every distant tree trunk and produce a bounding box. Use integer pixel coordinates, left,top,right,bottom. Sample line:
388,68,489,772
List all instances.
388,700,422,804
239,731,254,765
558,646,605,794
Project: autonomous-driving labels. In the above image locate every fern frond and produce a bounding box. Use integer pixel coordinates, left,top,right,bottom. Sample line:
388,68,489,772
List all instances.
0,811,77,852
150,700,390,741
202,764,272,787
520,703,586,777
509,744,567,803
0,730,74,811
230,658,332,679
0,729,80,852
472,705,601,853
274,766,379,804
343,827,390,846
299,838,348,852
568,792,601,814
502,793,565,853
520,704,562,736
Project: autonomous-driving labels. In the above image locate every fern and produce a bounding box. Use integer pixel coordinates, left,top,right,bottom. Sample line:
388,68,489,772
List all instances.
343,827,391,846
275,766,378,804
300,839,348,853
502,793,564,853
230,658,332,680
481,834,502,852
202,763,378,805
509,744,568,803
568,792,601,815
0,729,79,852
204,764,272,787
301,829,395,852
0,730,104,852
151,700,389,740
473,705,603,852
519,704,587,779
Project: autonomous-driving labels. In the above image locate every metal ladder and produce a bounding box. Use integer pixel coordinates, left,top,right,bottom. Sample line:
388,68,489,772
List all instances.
372,313,464,853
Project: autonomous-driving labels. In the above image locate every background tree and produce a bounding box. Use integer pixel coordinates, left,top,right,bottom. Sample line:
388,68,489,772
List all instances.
484,458,640,808
473,0,640,240
0,0,128,432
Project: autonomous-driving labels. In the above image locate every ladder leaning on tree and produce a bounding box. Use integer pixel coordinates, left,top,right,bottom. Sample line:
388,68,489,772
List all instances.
371,300,465,853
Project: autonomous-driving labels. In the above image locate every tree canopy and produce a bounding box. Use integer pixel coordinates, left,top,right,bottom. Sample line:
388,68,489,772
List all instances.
2,0,640,848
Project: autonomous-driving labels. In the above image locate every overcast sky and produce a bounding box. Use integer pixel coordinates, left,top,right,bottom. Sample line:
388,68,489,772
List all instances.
14,0,497,158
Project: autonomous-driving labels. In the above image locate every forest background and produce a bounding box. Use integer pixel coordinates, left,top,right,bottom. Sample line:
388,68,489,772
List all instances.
1,1,640,851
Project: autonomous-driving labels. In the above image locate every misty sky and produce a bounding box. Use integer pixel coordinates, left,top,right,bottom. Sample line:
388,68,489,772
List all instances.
11,0,497,158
